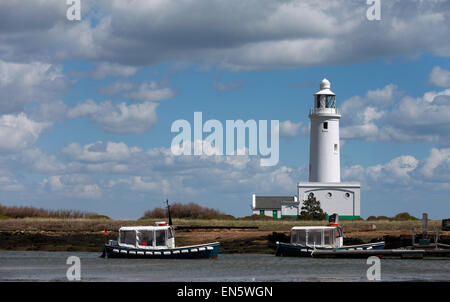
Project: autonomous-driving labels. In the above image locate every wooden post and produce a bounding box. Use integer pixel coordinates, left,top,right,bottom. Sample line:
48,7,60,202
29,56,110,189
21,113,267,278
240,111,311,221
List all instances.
422,213,428,239
434,227,439,249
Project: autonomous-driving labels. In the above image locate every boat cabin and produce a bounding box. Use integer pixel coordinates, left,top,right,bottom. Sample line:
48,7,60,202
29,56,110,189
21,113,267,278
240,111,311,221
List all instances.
290,226,343,248
118,225,175,249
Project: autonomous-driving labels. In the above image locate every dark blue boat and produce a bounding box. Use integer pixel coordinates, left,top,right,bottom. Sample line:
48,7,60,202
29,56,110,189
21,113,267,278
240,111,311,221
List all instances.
101,224,219,259
101,199,219,259
275,226,385,257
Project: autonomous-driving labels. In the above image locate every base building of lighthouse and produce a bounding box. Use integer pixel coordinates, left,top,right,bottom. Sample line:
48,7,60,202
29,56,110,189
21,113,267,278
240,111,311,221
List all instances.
252,78,361,220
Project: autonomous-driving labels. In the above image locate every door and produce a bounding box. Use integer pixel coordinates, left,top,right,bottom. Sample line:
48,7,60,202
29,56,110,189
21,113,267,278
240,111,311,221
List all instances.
273,210,278,219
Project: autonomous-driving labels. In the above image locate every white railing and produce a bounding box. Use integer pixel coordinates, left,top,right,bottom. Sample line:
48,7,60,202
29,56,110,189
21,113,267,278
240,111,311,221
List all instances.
310,107,341,115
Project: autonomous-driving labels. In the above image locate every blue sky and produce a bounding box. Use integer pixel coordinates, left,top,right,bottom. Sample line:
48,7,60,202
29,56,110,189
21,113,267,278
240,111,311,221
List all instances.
0,0,450,219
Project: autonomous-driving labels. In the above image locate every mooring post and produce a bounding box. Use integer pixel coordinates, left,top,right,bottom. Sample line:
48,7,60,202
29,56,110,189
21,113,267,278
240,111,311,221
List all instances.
422,213,428,239
434,227,439,249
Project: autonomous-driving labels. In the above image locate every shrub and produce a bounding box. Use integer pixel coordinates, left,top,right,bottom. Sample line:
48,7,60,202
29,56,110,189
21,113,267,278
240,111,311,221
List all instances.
143,202,224,219
393,212,418,221
376,215,391,221
366,216,378,221
238,214,278,221
0,204,98,219
87,215,111,220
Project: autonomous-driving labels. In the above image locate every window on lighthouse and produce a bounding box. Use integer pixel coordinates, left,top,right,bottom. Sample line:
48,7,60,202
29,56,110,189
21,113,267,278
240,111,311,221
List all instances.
326,95,336,108
323,122,328,130
316,95,327,108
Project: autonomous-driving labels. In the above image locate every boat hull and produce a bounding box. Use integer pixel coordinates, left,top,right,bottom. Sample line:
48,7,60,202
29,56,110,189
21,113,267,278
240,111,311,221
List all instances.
101,242,219,259
275,241,385,257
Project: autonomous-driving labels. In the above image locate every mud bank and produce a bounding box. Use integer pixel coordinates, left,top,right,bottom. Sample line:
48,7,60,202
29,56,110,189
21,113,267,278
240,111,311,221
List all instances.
1,230,449,254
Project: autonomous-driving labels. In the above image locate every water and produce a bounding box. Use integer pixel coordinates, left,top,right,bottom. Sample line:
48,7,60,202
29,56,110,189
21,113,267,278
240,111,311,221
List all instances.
0,251,449,282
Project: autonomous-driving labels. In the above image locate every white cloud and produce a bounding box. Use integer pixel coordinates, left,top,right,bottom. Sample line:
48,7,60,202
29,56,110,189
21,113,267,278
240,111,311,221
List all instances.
90,62,139,79
421,148,450,179
2,1,450,70
125,82,176,102
61,141,142,163
41,175,102,199
0,175,24,191
0,60,68,114
0,113,49,152
429,66,450,88
278,120,302,137
343,148,450,191
66,99,160,133
339,81,450,146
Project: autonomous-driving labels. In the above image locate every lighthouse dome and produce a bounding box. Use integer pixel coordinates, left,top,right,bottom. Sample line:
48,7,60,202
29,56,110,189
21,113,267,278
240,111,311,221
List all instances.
315,78,335,96
320,78,331,90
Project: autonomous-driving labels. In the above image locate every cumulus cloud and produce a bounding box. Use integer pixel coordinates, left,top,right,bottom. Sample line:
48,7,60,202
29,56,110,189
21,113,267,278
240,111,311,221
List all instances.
41,175,102,199
429,66,450,88
0,113,50,152
61,141,142,163
343,148,450,191
66,99,160,133
277,120,302,137
339,80,450,146
71,62,140,80
0,60,68,114
125,82,176,102
1,1,450,70
59,140,301,195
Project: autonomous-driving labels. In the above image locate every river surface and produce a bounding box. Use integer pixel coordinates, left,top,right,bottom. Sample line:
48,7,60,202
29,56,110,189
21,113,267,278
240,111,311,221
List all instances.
0,251,449,282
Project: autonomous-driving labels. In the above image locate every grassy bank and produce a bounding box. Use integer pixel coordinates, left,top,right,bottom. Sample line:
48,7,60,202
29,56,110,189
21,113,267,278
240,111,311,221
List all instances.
0,217,446,253
0,217,442,232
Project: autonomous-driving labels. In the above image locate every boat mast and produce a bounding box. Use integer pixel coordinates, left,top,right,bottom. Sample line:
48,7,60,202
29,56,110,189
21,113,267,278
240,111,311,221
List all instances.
166,199,173,226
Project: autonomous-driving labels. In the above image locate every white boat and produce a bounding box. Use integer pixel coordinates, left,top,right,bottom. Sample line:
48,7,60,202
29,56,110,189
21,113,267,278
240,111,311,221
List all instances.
101,200,219,259
275,214,385,257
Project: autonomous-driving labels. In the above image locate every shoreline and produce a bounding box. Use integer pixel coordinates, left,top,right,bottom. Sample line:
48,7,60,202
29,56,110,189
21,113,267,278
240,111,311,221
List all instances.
1,218,448,254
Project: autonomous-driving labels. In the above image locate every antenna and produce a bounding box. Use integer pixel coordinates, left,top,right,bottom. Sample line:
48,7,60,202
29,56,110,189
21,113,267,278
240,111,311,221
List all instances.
166,199,173,226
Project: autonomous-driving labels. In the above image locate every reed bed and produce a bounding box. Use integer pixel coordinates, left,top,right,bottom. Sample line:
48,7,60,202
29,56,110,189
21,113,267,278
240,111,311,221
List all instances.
0,204,97,219
0,217,441,232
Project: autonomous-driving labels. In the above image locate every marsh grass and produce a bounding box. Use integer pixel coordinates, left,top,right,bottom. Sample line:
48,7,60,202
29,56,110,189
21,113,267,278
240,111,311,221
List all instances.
0,217,441,232
0,204,98,219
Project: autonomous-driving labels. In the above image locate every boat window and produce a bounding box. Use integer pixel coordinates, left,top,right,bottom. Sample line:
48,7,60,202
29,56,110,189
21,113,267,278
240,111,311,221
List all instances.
297,230,306,245
155,229,167,246
119,230,136,246
137,230,154,247
307,230,322,246
336,227,343,238
324,229,334,245
291,231,297,244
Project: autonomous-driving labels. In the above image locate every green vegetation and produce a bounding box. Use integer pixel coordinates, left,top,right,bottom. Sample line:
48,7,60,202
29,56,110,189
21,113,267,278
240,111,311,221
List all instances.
87,215,111,220
298,193,327,220
367,212,419,221
0,204,99,219
143,202,225,219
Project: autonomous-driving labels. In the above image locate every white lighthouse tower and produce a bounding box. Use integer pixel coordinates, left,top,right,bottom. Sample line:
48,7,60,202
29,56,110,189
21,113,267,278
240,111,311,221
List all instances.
309,78,341,183
251,78,361,220
298,78,361,220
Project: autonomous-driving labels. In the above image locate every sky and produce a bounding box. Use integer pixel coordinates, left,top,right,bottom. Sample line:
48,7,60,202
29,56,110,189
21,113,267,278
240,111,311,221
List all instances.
0,0,449,219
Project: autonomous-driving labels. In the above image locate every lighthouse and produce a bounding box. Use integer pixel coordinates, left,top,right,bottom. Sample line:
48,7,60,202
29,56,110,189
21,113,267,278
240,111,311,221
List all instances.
309,78,341,183
298,78,361,220
251,78,361,220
